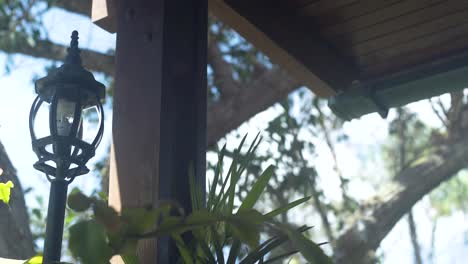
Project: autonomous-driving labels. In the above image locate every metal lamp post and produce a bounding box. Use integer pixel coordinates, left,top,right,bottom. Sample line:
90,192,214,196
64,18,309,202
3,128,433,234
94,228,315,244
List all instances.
29,31,105,264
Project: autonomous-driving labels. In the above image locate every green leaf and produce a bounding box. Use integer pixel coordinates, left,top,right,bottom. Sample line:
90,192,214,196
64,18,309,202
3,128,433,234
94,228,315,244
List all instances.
264,196,311,219
238,165,274,212
69,220,113,264
155,211,222,237
118,238,139,256
226,239,241,264
121,207,160,235
185,210,220,226
150,216,185,237
212,135,261,214
228,133,263,214
240,226,312,264
236,132,262,178
210,226,224,263
227,210,264,247
67,188,92,212
213,147,240,212
172,233,194,264
192,229,217,263
189,165,204,212
93,200,121,234
208,144,226,209
263,250,299,263
226,159,239,214
226,134,260,213
120,254,139,264
283,226,332,264
23,256,42,264
0,180,14,205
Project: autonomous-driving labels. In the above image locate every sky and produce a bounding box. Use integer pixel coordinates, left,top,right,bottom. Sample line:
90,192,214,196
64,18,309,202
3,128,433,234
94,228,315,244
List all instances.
0,5,467,264
0,7,115,201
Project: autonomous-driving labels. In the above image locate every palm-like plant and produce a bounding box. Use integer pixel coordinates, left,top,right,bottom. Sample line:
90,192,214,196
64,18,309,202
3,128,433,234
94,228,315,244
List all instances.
179,134,331,264
20,135,331,264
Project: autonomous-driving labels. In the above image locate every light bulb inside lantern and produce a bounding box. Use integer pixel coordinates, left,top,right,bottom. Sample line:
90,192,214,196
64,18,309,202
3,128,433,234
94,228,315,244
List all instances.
56,99,78,136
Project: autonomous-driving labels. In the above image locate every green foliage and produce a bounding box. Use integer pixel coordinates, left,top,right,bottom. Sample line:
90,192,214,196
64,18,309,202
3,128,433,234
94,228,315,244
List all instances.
29,195,47,251
69,220,113,263
23,256,42,264
180,135,329,263
65,136,330,263
67,189,93,212
282,225,332,264
207,18,270,102
0,0,52,73
383,108,432,175
430,170,468,216
0,180,13,204
219,92,357,239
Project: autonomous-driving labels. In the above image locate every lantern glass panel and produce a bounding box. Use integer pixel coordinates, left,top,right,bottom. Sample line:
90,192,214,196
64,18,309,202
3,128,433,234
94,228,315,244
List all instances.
81,106,100,144
32,100,51,139
56,98,81,137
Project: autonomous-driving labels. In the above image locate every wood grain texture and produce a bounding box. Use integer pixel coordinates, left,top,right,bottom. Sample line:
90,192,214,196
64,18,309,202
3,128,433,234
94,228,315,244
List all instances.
359,20,468,68
322,0,443,36
110,1,163,263
157,0,207,262
334,2,468,53
300,0,400,27
209,0,340,96
110,1,163,262
362,34,468,78
298,0,357,17
224,0,359,93
110,0,207,263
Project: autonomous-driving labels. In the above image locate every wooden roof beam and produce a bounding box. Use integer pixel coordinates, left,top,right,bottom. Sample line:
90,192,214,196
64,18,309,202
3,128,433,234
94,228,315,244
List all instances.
92,0,116,33
223,0,359,97
92,0,359,97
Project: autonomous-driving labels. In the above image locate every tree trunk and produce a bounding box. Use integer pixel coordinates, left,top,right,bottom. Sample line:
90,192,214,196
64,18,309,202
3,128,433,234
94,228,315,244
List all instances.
428,219,437,264
0,141,34,258
334,137,468,264
407,210,423,264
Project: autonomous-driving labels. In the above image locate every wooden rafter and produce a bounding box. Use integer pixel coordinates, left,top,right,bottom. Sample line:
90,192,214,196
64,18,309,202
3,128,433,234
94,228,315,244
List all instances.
91,0,360,97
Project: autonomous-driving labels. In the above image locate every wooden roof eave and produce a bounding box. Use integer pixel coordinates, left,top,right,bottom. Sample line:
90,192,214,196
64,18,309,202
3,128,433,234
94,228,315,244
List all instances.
208,0,339,97
329,50,468,120
92,0,116,33
91,0,363,97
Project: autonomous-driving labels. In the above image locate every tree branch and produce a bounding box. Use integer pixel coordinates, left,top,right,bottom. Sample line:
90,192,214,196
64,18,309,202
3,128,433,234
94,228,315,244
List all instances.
1,37,297,147
208,39,240,98
429,98,449,129
334,137,468,264
407,210,423,264
314,101,355,213
310,180,335,244
1,39,115,75
54,0,91,17
207,67,301,146
1,3,298,147
0,141,35,258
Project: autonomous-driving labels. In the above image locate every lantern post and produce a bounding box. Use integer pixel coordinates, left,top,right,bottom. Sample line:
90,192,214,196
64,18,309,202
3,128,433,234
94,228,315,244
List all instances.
29,31,105,264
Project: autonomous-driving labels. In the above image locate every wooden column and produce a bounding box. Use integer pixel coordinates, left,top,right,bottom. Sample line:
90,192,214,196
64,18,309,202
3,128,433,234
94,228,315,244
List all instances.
109,0,207,262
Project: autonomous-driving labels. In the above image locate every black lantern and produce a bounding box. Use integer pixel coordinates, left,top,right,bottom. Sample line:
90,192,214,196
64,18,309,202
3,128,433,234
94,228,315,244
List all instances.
29,31,105,263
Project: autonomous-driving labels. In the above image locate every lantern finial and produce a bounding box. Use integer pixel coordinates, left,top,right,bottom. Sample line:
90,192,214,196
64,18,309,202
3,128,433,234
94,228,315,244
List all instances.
65,30,81,65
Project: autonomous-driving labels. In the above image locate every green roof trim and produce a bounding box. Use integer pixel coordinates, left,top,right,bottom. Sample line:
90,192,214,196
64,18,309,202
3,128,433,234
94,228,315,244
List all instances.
329,65,468,121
